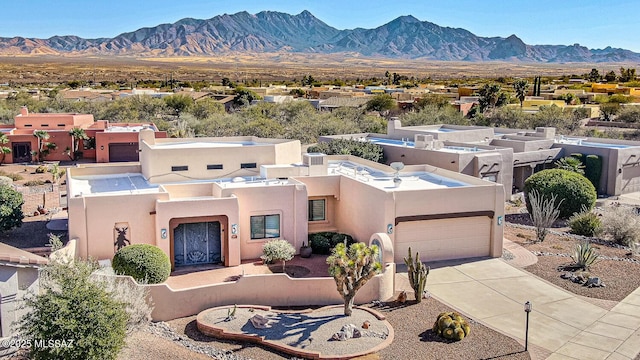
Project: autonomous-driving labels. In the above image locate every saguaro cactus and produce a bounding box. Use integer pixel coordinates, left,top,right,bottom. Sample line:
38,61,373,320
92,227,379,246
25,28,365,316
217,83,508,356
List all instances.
404,247,429,303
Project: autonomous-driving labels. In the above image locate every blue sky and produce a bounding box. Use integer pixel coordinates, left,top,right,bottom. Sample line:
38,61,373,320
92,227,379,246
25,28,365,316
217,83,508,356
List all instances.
1,0,639,52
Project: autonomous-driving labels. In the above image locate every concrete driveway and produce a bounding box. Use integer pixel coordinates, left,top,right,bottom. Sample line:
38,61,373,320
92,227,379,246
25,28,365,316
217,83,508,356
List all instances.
397,258,640,360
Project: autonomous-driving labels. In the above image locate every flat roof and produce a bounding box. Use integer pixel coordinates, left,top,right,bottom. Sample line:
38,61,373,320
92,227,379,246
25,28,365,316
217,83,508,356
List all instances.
555,137,637,149
69,173,159,196
150,141,269,149
328,160,470,190
367,137,486,153
105,125,148,133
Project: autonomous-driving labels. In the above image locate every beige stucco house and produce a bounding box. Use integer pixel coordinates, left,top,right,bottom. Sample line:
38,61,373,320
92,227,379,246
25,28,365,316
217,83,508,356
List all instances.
0,243,46,338
67,129,504,270
321,119,640,197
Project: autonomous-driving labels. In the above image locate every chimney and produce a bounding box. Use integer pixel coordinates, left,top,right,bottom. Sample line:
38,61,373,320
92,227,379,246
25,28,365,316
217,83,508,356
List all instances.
387,117,401,135
20,106,28,116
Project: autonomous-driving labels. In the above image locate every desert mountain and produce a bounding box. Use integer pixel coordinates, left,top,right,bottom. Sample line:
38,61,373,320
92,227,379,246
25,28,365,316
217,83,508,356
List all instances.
0,10,637,62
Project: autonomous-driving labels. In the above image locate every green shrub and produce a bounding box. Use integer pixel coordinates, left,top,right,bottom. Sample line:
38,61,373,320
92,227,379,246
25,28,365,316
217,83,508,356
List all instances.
584,155,602,193
17,258,128,360
35,165,47,173
24,179,46,186
0,185,24,231
261,239,295,271
571,240,600,270
570,153,584,163
0,170,23,181
568,210,602,237
309,231,356,255
601,205,640,247
524,169,596,219
554,156,584,175
307,139,385,163
112,244,171,284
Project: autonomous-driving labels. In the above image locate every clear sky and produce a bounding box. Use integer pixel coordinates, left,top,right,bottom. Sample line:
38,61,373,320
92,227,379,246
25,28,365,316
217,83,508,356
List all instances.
1,0,638,52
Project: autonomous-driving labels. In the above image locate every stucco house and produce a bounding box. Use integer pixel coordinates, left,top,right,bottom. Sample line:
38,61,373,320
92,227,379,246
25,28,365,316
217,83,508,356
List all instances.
66,128,504,269
0,243,46,338
320,119,640,197
0,107,166,164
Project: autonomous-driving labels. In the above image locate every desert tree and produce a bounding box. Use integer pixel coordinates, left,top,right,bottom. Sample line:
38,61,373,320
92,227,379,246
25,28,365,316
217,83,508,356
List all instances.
0,185,24,231
365,94,395,116
327,242,382,316
163,94,194,116
528,189,562,242
587,68,601,83
17,257,129,360
513,79,529,107
478,84,508,113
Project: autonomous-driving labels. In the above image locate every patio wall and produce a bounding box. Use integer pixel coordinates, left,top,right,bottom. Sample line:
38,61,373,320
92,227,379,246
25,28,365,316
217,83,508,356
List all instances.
140,263,395,321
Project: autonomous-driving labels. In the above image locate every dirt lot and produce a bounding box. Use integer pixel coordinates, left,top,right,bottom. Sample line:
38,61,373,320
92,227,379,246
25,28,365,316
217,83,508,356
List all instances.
0,54,620,84
0,163,68,249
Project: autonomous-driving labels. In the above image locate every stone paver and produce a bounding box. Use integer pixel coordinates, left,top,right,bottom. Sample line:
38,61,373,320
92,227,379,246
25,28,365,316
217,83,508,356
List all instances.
570,331,624,352
614,329,640,359
605,352,632,360
555,342,611,360
585,322,635,341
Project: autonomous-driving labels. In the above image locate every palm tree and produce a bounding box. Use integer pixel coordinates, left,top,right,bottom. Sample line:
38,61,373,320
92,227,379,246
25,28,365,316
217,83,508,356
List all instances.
478,84,505,113
555,157,585,175
0,134,11,165
513,79,529,108
69,127,89,160
33,130,50,162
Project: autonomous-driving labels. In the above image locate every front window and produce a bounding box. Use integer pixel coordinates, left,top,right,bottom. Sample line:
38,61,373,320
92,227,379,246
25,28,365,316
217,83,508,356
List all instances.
308,199,326,221
250,214,280,239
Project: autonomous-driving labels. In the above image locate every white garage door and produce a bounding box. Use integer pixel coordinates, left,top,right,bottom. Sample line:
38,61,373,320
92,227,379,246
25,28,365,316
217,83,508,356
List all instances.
395,216,491,263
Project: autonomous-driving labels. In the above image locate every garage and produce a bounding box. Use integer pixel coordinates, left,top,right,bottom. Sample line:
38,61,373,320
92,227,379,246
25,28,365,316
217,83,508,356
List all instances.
109,142,139,162
394,216,491,263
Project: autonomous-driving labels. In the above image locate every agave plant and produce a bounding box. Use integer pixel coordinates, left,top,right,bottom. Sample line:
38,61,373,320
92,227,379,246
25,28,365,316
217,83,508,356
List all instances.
571,240,599,270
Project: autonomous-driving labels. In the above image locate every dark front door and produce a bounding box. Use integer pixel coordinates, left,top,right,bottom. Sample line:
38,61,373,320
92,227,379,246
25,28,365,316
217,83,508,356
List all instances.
173,222,221,267
12,142,31,163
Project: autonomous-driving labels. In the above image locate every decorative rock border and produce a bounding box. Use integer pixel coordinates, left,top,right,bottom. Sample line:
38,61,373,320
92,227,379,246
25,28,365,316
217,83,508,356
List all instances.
196,305,394,359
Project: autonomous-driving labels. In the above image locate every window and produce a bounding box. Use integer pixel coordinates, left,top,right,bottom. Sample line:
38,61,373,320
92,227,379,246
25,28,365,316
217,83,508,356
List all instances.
41,124,49,127
57,124,65,127
250,214,280,240
207,164,223,170
24,124,32,127
240,162,257,169
481,174,497,182
171,165,188,171
308,199,326,221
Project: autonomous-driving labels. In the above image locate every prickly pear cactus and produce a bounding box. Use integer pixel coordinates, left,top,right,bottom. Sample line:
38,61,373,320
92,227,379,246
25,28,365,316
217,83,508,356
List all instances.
432,311,471,341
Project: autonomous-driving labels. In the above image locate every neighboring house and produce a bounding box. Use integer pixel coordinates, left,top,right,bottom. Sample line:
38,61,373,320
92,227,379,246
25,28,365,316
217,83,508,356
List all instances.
0,243,47,338
321,119,640,197
60,90,113,102
67,129,504,270
0,107,166,164
318,97,369,111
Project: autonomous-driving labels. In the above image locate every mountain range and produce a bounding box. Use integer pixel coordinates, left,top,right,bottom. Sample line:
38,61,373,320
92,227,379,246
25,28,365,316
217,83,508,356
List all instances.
0,10,638,62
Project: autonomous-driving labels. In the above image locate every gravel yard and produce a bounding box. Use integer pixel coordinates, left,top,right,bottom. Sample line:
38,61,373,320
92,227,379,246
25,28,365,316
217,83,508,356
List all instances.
505,224,640,302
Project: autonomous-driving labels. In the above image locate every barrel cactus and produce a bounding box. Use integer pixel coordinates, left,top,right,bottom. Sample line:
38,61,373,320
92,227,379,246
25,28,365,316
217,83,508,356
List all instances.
432,312,471,341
